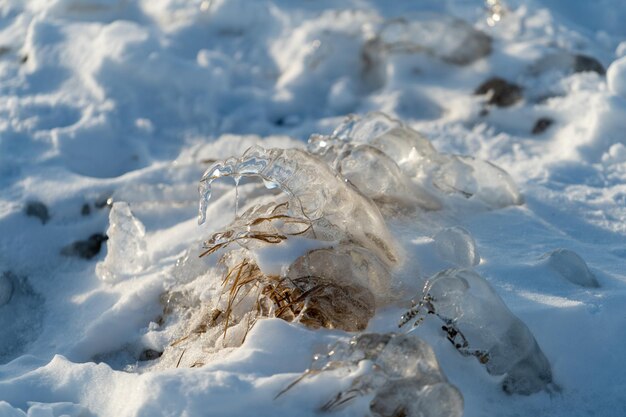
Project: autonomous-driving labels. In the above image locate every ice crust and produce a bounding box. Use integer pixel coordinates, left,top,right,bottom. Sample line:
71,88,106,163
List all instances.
402,269,553,394
308,112,523,210
292,333,463,417
96,202,148,283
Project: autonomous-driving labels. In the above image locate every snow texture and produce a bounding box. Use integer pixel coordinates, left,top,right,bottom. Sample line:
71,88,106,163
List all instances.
1,0,626,416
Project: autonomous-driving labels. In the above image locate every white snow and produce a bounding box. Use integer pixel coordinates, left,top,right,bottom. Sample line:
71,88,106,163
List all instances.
1,0,625,416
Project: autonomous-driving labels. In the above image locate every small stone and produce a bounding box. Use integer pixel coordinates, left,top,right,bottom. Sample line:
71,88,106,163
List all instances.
81,203,91,216
61,233,108,260
475,77,522,107
573,54,605,75
25,201,50,224
532,118,554,135
139,349,163,361
95,195,113,209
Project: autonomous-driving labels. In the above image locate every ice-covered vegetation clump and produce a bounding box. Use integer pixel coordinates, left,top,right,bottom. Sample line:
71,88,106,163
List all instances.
155,112,552,408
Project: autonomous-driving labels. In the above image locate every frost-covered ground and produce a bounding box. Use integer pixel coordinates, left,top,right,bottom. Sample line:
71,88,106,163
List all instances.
1,0,626,416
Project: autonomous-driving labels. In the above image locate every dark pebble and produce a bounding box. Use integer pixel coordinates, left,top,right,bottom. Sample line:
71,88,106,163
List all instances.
94,195,113,209
81,203,91,216
61,233,108,260
532,118,554,135
25,201,50,224
573,54,605,75
475,77,523,107
139,349,163,361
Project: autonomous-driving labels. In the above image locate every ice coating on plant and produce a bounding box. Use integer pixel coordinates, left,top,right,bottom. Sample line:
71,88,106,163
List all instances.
157,248,379,367
284,333,463,417
401,269,553,395
96,202,148,282
198,146,401,266
434,226,481,267
375,14,492,65
309,112,523,209
542,249,600,288
287,244,392,304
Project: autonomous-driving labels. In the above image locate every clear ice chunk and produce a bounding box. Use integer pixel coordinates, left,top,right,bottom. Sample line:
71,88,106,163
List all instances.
96,202,148,283
285,333,463,417
376,14,492,65
434,226,480,267
309,112,523,209
402,269,552,395
198,145,401,266
542,249,600,288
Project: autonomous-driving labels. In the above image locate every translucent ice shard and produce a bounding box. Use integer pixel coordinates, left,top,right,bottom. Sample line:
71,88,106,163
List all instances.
198,145,401,266
96,202,148,282
309,112,523,209
280,333,463,417
542,249,600,288
401,269,553,395
376,14,492,65
434,227,480,267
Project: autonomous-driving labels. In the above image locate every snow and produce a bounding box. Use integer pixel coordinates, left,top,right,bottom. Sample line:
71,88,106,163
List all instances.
1,0,625,416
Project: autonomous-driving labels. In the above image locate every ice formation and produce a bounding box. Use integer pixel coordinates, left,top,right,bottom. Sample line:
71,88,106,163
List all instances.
542,249,600,288
163,144,404,340
96,202,148,283
280,333,463,417
434,227,480,267
375,14,492,66
401,269,553,395
308,112,523,209
198,145,400,266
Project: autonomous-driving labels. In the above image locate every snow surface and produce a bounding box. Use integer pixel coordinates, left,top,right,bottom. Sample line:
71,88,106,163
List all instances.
1,0,625,416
